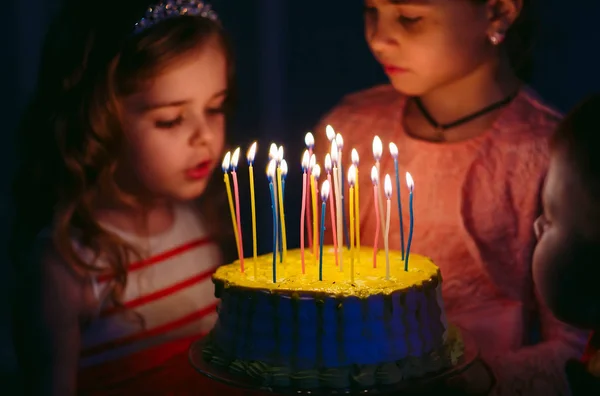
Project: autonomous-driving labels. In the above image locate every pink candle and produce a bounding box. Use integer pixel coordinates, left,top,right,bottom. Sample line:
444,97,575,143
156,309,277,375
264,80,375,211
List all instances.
300,150,310,274
231,148,244,272
305,133,315,251
371,166,380,268
324,154,338,267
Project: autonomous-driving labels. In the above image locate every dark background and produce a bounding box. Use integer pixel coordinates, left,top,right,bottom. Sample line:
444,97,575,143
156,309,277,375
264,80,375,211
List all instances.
2,0,600,379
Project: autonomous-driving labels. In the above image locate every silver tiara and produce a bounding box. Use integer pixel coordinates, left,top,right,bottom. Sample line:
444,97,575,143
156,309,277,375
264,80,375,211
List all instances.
133,0,219,35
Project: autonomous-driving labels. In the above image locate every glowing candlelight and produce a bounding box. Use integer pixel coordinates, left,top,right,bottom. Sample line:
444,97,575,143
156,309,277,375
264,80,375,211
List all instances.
247,142,258,278
351,148,361,261
267,160,277,282
278,158,288,262
324,154,338,267
389,142,405,260
300,151,310,274
312,164,322,265
319,180,330,281
405,172,415,272
348,164,356,284
269,143,280,261
222,152,240,264
231,148,244,272
326,124,336,142
373,136,385,247
331,140,343,271
304,133,315,252
371,166,380,268
384,174,392,280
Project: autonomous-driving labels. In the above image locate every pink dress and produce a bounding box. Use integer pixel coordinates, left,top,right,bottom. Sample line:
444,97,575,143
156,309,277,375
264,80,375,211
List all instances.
315,85,588,395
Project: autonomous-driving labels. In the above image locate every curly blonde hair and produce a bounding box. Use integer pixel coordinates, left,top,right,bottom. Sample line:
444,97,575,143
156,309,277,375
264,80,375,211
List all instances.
11,0,235,307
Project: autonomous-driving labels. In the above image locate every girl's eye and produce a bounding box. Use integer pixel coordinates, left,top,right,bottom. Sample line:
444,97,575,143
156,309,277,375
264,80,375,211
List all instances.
398,15,422,25
155,116,183,129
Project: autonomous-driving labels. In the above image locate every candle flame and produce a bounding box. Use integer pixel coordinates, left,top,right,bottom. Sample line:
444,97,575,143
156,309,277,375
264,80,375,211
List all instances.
373,136,383,161
304,132,315,148
231,147,241,169
321,179,331,201
406,172,415,192
335,133,344,150
269,143,278,160
348,164,357,187
266,159,276,180
313,164,321,180
389,142,399,159
301,150,310,171
277,146,284,163
351,148,359,166
222,151,231,172
384,174,392,198
371,165,379,185
326,125,336,142
247,142,257,164
281,159,288,177
309,154,317,171
324,153,332,173
330,140,339,164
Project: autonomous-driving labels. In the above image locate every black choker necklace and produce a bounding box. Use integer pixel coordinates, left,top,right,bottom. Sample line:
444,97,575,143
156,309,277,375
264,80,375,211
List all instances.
414,92,517,132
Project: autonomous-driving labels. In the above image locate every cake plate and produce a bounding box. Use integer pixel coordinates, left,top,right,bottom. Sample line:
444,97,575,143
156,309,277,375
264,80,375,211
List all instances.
189,330,478,395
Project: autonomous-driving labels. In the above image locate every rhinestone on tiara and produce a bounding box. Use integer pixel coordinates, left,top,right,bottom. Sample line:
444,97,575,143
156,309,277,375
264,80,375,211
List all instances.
133,0,219,35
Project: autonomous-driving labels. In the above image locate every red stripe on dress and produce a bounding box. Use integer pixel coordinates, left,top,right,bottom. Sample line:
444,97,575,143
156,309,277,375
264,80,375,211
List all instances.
81,302,219,358
97,236,214,283
100,268,215,317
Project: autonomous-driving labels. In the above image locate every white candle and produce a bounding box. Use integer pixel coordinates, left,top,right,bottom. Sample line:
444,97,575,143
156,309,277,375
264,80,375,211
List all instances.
384,174,392,280
331,139,343,271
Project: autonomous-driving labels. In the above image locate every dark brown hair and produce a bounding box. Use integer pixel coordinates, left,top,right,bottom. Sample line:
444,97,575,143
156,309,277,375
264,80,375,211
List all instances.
551,94,600,206
11,0,235,307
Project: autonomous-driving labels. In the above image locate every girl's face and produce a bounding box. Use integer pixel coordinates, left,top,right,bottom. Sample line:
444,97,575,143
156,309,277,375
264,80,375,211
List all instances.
533,150,600,329
119,36,227,202
364,0,498,96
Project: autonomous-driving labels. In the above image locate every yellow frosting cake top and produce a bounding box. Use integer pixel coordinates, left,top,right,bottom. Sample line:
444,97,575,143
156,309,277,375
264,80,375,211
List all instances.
213,246,440,297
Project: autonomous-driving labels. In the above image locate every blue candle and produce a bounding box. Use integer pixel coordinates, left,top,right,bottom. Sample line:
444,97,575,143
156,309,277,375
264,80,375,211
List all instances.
319,180,331,281
267,161,278,282
404,172,415,272
390,143,405,260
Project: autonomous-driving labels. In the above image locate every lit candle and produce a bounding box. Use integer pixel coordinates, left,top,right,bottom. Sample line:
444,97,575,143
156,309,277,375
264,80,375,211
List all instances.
247,142,258,278
405,172,415,272
309,154,318,260
304,133,315,252
279,158,288,262
267,160,278,282
269,144,280,261
351,148,361,261
324,154,338,267
319,180,331,281
389,143,405,260
336,132,350,251
230,148,244,273
222,152,241,263
276,146,284,262
348,164,356,283
373,136,385,248
371,166,380,268
384,174,392,280
325,125,336,143
300,151,309,274
312,164,322,261
331,140,343,271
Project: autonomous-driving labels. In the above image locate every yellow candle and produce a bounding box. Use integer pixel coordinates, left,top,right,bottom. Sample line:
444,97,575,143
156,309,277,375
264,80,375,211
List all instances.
355,167,361,259
224,173,240,259
349,185,355,283
310,174,318,264
277,166,288,262
247,143,258,278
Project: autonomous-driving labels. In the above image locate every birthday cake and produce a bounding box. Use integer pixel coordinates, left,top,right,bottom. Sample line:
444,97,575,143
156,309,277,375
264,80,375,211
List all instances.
202,246,463,389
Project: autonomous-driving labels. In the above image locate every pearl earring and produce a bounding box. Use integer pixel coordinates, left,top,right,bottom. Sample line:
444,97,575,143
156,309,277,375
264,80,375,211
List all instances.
489,32,505,46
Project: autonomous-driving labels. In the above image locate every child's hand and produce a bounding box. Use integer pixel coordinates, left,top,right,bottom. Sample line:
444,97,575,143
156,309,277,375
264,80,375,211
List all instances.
565,358,600,395
444,358,495,395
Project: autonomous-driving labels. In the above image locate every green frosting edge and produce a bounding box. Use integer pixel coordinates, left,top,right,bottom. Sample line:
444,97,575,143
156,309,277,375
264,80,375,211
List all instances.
202,325,465,389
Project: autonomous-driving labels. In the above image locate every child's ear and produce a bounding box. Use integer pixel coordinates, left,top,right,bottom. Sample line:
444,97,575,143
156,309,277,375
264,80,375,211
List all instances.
485,0,523,38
